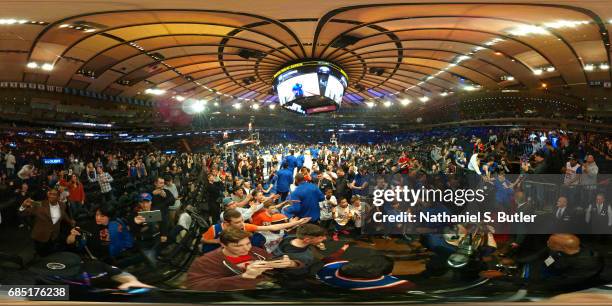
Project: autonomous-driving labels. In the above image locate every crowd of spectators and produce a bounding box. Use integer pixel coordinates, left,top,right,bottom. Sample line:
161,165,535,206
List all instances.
0,126,609,292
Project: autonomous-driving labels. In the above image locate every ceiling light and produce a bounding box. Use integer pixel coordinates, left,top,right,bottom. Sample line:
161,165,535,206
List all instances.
0,19,17,25
174,95,185,101
541,83,548,88
145,88,166,95
233,103,242,109
584,64,595,71
84,28,96,33
533,69,543,75
474,46,485,51
59,24,70,28
269,104,276,110
494,52,503,56
456,55,470,63
508,25,549,36
400,99,411,106
439,92,449,97
543,20,589,29
26,62,38,68
463,85,480,91
505,76,515,81
383,101,392,107
546,67,555,72
252,104,260,110
65,132,75,136
191,100,206,113
41,63,54,71
599,63,609,70
426,76,434,80
214,102,219,107
419,96,429,102
366,101,375,108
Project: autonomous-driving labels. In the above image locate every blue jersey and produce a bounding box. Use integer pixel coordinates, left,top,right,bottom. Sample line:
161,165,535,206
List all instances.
276,169,294,193
287,182,325,221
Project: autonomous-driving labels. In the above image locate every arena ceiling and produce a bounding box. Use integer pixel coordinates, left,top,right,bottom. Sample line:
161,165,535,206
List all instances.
0,0,611,109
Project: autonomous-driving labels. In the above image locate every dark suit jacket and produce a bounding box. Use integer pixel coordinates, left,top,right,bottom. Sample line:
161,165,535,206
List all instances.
20,201,74,243
552,207,575,233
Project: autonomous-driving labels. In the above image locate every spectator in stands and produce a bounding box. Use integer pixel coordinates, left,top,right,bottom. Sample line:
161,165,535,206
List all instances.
66,205,134,265
187,228,302,291
130,193,165,266
581,154,599,204
19,188,75,256
349,167,369,197
151,177,174,243
318,188,336,231
91,166,114,202
65,174,86,219
5,150,16,178
219,196,263,222
201,208,309,253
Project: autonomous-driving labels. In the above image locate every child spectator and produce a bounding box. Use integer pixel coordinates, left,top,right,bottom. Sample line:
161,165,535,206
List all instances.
319,188,337,231
331,198,352,241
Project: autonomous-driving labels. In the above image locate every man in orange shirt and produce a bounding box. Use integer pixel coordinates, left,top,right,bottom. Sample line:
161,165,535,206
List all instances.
201,209,309,253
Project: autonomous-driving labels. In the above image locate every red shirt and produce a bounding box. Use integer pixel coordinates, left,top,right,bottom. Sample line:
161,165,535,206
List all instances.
225,254,254,267
67,182,86,203
398,156,410,174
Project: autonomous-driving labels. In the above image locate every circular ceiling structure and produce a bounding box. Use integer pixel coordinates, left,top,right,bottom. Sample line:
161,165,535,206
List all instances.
0,0,610,109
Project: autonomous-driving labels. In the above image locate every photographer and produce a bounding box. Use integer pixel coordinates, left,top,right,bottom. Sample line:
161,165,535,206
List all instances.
66,205,134,265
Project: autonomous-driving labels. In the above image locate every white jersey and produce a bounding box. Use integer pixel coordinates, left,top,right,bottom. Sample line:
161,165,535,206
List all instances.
350,203,364,228
334,206,351,226
258,230,285,253
303,154,313,170
564,162,581,185
319,195,337,221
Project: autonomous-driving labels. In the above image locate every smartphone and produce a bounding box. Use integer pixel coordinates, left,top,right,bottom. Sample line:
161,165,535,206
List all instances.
138,210,162,223
31,201,43,208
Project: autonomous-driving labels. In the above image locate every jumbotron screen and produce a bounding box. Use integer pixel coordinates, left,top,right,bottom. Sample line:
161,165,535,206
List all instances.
273,61,348,115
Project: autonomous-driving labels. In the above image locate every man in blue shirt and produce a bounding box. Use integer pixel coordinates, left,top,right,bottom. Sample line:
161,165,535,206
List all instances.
296,151,305,169
276,163,294,201
284,149,298,174
350,168,369,197
284,174,324,222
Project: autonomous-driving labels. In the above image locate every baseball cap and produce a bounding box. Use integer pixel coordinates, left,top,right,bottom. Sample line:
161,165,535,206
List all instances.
139,193,152,202
222,197,235,207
